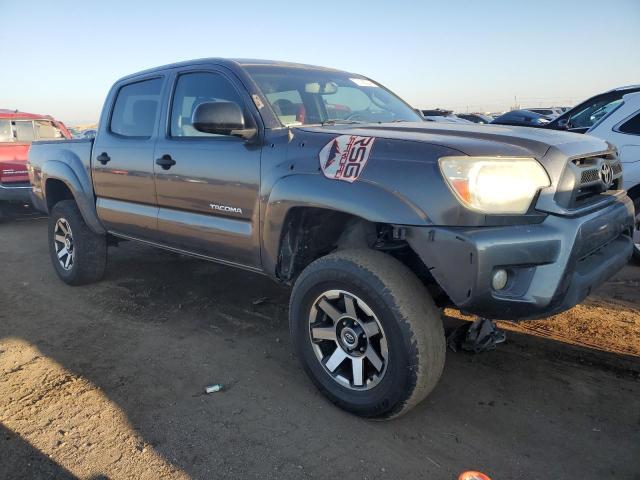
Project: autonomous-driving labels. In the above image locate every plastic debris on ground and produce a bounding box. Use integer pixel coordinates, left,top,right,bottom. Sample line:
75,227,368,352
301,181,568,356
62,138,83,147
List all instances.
205,384,223,394
447,318,506,353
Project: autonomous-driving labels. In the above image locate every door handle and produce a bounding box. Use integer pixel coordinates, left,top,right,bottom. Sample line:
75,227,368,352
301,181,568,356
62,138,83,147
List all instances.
156,154,176,170
97,152,111,165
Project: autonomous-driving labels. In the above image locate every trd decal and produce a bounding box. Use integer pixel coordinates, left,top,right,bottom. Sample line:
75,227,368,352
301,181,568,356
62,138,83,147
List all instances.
319,135,376,183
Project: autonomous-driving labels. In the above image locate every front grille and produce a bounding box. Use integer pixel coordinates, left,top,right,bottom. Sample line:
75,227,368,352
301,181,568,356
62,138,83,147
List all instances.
554,153,623,210
580,169,600,184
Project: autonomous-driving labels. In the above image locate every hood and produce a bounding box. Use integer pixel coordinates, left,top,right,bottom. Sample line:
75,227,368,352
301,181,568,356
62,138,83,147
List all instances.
298,121,612,160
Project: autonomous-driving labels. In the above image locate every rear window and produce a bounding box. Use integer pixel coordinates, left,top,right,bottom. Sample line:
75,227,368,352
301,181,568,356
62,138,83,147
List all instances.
110,78,163,138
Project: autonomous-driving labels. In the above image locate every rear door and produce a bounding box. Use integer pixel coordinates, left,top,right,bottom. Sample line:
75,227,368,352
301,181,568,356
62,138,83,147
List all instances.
152,68,262,268
608,109,640,189
92,75,166,240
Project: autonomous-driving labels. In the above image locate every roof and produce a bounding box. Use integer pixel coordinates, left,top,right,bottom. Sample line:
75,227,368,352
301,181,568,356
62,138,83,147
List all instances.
232,58,343,71
117,58,352,83
609,84,640,92
0,109,56,120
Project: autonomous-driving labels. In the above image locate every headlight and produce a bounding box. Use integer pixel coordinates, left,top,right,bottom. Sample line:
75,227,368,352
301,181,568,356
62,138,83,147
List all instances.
438,156,550,214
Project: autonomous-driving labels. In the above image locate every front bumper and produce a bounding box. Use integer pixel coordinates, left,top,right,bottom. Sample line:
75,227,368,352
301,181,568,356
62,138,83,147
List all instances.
0,182,31,203
407,194,635,320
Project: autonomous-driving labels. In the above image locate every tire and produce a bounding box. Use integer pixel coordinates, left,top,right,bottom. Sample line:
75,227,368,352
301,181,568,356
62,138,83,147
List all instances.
289,249,445,419
632,196,640,264
48,200,107,285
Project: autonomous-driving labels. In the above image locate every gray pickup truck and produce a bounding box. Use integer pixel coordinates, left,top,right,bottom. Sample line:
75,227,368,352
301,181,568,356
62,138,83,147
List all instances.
28,59,635,418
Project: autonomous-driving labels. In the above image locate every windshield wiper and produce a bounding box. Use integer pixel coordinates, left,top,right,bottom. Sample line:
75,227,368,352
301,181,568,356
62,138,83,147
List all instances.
320,119,364,126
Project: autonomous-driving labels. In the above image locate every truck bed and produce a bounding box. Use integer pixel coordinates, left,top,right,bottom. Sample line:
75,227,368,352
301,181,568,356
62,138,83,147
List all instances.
28,138,94,212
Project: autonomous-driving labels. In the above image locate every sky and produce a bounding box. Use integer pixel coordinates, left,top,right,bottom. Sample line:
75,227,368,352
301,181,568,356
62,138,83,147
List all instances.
1,0,639,125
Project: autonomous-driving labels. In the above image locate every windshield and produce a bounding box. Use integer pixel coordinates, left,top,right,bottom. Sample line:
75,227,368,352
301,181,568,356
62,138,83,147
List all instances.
568,98,623,129
244,65,422,126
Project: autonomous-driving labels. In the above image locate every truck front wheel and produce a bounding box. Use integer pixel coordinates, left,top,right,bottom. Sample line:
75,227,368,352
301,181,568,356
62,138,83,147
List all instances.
289,249,445,419
48,200,107,285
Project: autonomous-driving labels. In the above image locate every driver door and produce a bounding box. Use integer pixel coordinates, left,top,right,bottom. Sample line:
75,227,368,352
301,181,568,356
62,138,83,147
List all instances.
152,68,262,268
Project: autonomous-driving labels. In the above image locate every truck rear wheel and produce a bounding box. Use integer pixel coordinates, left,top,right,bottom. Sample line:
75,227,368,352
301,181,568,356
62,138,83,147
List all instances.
289,249,445,419
48,200,107,285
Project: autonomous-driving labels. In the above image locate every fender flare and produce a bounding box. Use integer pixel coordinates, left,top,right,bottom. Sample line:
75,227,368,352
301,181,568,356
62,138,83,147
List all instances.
41,157,105,235
261,173,430,276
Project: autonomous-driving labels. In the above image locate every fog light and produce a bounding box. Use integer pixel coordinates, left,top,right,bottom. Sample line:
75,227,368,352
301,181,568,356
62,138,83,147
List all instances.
491,269,508,290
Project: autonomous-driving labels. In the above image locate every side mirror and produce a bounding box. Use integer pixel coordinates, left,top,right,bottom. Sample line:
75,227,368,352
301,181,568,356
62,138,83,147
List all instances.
192,101,256,139
556,118,569,129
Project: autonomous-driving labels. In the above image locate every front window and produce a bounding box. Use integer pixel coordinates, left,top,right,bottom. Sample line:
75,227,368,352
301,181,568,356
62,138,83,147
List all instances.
245,65,421,126
170,71,246,137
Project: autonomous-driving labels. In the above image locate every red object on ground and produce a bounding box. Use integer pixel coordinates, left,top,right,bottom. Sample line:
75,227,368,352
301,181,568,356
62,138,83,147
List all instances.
459,471,492,480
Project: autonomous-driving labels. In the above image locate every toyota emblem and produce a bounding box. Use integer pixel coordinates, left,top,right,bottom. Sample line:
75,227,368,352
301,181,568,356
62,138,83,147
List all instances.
600,162,613,188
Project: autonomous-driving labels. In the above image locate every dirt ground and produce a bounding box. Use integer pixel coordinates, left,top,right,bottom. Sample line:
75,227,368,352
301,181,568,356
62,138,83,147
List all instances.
1,209,639,480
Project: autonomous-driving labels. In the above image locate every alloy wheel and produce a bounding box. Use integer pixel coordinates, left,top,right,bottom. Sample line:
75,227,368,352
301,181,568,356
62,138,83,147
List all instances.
53,218,74,271
308,289,388,390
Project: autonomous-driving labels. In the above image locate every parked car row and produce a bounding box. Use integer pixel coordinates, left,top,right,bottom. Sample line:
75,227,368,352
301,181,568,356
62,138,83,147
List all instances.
418,107,569,125
456,113,494,124
420,109,474,124
68,127,98,139
491,109,553,127
525,107,566,118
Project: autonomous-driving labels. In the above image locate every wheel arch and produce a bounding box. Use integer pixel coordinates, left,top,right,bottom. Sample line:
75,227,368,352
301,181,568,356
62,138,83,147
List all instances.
627,182,640,201
262,174,435,285
41,160,105,235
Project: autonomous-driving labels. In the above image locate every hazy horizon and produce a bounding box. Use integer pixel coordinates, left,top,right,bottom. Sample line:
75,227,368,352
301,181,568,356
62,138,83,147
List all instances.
1,0,639,126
